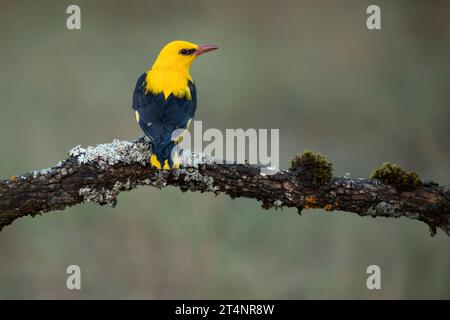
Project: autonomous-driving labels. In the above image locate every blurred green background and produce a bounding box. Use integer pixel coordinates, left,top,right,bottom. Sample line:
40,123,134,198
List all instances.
0,0,449,299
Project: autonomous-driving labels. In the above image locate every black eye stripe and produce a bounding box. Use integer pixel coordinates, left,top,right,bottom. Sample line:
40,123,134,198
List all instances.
179,48,196,55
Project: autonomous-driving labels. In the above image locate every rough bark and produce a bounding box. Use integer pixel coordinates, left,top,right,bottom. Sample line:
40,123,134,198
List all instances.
0,138,449,236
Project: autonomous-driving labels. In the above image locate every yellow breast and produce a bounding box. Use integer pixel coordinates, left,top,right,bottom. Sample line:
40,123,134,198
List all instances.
145,67,192,100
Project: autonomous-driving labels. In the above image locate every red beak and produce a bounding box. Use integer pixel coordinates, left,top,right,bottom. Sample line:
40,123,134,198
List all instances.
194,44,219,56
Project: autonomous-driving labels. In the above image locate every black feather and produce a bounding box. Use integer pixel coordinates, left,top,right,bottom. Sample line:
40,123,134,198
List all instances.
132,73,197,166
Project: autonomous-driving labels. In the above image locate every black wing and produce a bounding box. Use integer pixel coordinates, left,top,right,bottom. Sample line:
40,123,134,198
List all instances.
132,73,197,151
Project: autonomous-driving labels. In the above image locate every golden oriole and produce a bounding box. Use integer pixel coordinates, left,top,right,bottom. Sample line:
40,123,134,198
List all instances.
132,40,218,169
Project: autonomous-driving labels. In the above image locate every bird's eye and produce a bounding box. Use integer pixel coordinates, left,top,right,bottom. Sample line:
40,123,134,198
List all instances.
179,48,195,55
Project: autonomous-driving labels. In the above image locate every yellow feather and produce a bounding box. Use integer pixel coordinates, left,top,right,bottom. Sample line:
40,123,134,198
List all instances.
145,40,198,100
146,68,193,100
185,85,192,100
163,160,170,170
172,119,192,144
150,154,162,169
172,152,180,169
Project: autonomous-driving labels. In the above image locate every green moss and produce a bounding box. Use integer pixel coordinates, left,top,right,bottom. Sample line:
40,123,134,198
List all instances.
289,149,333,187
370,162,422,191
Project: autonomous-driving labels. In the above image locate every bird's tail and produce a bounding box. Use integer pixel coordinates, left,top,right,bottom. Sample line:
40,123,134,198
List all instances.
150,142,180,170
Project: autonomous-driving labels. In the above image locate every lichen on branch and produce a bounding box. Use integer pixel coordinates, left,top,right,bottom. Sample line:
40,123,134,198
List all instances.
0,139,449,237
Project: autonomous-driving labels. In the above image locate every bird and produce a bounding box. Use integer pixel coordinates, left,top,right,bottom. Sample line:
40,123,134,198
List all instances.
132,40,218,170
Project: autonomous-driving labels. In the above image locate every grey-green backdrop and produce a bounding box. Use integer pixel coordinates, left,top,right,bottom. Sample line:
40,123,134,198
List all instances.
0,0,449,299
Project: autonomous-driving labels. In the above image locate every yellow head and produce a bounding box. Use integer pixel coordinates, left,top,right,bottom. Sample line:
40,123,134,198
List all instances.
147,40,218,99
152,40,218,71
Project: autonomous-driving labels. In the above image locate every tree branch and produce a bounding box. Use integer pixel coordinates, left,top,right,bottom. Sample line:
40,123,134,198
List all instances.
0,138,449,236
